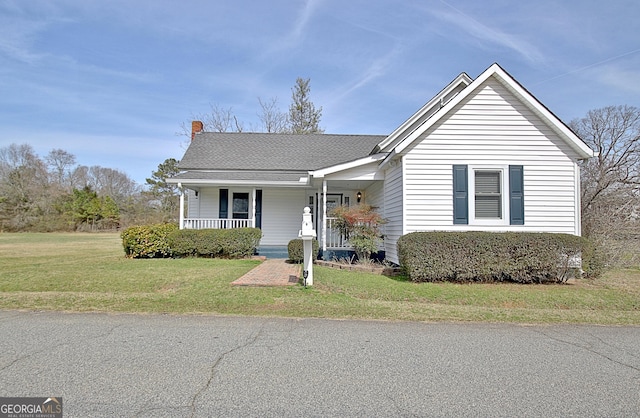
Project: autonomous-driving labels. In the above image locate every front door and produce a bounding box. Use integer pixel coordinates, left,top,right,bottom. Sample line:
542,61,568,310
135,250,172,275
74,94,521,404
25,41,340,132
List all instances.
315,193,343,228
315,193,343,247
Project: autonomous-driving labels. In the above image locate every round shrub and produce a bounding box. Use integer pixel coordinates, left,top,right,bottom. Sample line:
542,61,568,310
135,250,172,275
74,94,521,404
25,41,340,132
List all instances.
121,223,178,258
288,238,319,263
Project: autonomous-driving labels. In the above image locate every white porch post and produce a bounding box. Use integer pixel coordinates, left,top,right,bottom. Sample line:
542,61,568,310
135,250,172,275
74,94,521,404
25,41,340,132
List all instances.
322,179,327,251
252,188,256,228
178,183,184,230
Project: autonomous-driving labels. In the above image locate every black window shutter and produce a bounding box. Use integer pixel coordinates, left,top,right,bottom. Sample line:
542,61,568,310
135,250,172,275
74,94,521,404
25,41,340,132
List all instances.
219,189,228,219
255,190,262,229
453,165,468,225
509,165,524,225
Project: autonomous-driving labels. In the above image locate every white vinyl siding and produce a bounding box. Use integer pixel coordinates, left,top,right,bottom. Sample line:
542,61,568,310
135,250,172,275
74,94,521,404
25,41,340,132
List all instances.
383,161,404,264
402,78,582,235
186,188,199,218
260,188,306,245
187,188,217,218
364,181,384,212
365,180,385,251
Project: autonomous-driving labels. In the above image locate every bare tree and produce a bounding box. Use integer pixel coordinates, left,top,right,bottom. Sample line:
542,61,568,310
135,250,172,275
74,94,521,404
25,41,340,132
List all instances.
0,143,40,177
203,104,235,132
86,166,139,206
69,165,90,190
0,143,173,231
46,148,76,191
258,97,289,133
572,105,640,213
177,104,244,147
0,144,49,230
571,105,640,266
179,78,324,138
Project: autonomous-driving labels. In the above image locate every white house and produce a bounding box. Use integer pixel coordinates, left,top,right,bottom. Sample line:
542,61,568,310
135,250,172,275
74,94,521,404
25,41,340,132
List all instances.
168,63,595,264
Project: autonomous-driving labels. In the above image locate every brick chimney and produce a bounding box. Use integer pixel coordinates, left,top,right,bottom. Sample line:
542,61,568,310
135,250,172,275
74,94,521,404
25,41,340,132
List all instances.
191,120,204,141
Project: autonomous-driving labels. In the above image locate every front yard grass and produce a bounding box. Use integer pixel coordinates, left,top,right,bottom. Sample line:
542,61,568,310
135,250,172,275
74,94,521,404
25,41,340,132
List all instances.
1,233,639,324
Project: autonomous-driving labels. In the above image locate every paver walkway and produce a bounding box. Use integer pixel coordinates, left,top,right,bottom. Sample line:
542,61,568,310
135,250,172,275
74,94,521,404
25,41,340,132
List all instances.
231,258,301,286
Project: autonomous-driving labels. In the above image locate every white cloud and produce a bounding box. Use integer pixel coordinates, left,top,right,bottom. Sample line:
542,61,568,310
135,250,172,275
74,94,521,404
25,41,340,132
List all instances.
589,63,640,96
263,0,322,55
324,46,402,106
428,1,546,66
0,18,49,64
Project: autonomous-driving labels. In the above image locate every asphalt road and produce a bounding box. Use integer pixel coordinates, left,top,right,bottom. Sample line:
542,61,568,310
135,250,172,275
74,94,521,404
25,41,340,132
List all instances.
0,311,638,417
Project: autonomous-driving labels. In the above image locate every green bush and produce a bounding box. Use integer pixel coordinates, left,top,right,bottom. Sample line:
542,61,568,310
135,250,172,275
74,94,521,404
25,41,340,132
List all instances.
288,238,319,263
219,228,263,258
579,239,607,279
121,223,178,258
397,231,597,283
166,229,223,257
167,228,262,259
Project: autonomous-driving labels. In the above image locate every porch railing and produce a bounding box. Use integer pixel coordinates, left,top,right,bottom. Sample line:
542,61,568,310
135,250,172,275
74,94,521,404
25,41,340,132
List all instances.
182,217,350,249
325,217,350,249
183,218,254,229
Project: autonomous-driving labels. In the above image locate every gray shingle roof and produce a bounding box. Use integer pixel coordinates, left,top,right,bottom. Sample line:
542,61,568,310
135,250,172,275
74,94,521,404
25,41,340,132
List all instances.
178,132,386,171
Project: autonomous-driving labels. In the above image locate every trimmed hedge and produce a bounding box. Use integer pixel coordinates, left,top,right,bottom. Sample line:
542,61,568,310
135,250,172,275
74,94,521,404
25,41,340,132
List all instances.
397,231,600,283
287,238,319,263
121,225,262,259
121,223,178,258
167,228,262,258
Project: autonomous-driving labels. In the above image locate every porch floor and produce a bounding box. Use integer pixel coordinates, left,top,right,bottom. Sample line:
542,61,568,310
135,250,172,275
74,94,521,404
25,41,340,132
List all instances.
232,259,301,287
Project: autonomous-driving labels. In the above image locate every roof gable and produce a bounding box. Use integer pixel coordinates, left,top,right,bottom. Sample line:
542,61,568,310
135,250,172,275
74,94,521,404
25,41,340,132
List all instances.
380,63,594,160
377,72,472,152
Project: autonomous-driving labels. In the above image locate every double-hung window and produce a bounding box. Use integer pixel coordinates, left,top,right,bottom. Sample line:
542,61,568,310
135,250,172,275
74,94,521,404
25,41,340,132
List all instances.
232,192,250,219
474,170,503,220
453,165,524,225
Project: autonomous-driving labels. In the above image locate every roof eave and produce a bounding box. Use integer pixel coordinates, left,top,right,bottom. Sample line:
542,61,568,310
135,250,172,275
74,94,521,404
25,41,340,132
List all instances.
310,153,388,178
168,178,310,187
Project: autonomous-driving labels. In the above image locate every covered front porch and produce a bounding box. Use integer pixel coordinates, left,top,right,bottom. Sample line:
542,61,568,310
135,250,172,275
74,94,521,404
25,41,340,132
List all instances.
169,152,386,257
175,182,381,255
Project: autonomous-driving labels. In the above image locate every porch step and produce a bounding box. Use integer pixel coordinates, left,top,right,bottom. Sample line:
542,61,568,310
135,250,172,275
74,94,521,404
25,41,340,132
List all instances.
255,246,289,259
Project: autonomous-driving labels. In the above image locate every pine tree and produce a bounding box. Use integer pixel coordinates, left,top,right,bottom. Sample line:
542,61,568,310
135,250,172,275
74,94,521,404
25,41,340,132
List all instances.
145,158,181,219
288,77,323,134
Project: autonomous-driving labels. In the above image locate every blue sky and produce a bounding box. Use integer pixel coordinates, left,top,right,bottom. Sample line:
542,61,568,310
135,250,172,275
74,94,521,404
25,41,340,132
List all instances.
1,0,639,185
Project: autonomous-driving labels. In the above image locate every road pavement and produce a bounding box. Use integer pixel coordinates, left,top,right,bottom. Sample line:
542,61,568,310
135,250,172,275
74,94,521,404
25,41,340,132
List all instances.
0,311,638,417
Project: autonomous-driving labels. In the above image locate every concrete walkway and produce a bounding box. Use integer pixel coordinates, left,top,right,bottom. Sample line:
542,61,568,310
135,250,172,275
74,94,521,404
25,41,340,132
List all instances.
231,258,301,286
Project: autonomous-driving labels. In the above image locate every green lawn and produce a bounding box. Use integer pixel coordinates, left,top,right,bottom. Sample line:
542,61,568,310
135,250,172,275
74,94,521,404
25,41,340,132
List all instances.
1,233,639,324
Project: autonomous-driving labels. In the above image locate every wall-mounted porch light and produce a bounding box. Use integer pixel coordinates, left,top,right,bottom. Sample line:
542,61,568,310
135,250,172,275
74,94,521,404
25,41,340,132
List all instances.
356,191,362,203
